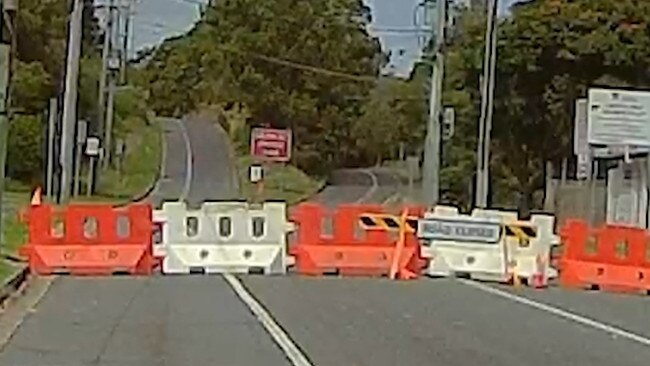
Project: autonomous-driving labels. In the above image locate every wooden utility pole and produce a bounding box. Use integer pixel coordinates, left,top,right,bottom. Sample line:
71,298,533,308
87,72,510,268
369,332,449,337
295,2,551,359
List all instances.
59,0,84,203
0,0,17,254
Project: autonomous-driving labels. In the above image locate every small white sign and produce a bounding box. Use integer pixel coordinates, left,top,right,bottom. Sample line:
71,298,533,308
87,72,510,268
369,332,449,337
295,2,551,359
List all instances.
417,217,501,243
250,165,263,183
85,137,101,156
576,153,591,180
588,88,650,147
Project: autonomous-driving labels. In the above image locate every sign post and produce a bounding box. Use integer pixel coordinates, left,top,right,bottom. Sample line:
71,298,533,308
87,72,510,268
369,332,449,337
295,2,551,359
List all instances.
73,120,88,197
586,88,650,228
250,127,292,162
250,164,264,202
85,137,100,196
250,127,292,202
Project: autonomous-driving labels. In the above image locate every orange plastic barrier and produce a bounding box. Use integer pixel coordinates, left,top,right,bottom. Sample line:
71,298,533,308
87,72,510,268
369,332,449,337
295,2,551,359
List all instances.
559,220,650,294
19,203,156,275
289,203,426,279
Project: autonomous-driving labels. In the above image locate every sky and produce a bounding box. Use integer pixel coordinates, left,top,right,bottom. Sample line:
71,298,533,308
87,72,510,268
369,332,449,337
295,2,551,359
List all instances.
129,0,519,76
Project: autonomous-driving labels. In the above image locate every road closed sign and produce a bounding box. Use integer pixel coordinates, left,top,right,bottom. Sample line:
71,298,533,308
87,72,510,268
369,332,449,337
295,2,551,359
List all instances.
250,127,292,162
417,217,502,244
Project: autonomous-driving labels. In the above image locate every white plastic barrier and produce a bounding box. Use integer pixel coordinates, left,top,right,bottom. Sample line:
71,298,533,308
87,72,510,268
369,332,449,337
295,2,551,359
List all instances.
153,201,293,275
418,206,559,283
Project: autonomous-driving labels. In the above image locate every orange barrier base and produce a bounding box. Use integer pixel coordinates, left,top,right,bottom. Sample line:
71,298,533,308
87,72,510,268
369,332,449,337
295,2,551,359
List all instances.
290,244,422,279
21,245,156,276
560,260,650,294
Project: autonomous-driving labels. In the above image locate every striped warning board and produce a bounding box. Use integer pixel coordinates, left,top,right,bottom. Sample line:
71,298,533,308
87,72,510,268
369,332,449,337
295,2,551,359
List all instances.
504,223,537,247
359,214,418,233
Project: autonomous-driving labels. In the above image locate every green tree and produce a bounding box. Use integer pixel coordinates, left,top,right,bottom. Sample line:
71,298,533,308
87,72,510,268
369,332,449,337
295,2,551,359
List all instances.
142,0,385,175
436,0,650,212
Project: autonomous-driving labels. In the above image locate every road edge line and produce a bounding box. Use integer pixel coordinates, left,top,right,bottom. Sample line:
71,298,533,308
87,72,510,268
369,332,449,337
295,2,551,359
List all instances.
460,279,650,347
176,119,193,201
0,276,55,351
355,169,379,204
223,274,314,366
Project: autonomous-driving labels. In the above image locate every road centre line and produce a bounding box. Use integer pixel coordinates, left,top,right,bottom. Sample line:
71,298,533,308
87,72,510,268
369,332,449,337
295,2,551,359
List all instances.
224,274,314,366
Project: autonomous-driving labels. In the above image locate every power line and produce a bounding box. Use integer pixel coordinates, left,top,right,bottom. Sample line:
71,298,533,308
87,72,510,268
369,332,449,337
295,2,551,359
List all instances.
220,45,380,83
132,20,381,83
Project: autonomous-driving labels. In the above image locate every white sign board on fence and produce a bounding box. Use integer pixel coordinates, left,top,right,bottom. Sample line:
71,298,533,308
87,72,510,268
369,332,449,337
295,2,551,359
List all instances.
588,88,650,147
417,217,501,243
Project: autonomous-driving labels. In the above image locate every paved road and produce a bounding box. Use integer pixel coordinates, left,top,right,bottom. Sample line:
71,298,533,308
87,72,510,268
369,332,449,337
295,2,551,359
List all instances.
241,276,650,366
4,117,650,365
0,117,290,366
314,167,402,206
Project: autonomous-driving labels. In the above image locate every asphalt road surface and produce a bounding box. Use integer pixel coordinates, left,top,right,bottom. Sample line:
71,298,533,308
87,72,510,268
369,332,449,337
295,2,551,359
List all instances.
0,117,290,366
3,117,650,365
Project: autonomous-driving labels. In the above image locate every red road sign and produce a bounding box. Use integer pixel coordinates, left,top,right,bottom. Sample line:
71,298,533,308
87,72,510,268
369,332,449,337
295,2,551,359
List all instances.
250,127,292,162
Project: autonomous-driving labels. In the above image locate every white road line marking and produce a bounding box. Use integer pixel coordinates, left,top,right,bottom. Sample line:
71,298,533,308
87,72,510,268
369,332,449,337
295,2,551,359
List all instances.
460,279,650,347
175,119,193,201
224,274,314,366
150,119,169,197
355,169,379,204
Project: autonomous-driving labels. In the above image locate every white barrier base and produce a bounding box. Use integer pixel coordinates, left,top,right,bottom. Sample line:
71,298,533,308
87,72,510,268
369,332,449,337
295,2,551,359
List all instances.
162,245,286,275
423,245,509,282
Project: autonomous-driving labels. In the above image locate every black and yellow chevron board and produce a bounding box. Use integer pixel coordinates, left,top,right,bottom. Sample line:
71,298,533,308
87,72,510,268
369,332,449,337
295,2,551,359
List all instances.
504,223,537,246
359,214,418,233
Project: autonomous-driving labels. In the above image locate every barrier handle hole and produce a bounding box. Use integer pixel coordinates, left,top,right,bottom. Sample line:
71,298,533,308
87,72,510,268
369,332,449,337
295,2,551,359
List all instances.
116,215,131,239
186,216,199,237
219,216,232,237
83,217,98,239
252,217,265,238
51,214,65,238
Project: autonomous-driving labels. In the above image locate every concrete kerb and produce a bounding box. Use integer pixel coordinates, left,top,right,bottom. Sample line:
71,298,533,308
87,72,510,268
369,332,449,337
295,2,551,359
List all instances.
0,118,166,309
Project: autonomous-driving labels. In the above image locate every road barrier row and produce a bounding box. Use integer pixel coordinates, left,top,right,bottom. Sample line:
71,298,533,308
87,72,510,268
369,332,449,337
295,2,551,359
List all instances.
17,198,650,295
559,220,650,294
289,203,426,279
153,201,292,275
418,206,558,287
20,203,156,276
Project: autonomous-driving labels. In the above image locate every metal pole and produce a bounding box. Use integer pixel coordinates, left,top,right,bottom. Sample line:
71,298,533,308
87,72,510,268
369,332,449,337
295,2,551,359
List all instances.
421,0,446,207
86,156,94,196
121,0,131,84
475,0,498,208
73,142,81,196
46,98,57,199
104,77,116,167
59,0,84,203
97,0,113,142
0,0,16,255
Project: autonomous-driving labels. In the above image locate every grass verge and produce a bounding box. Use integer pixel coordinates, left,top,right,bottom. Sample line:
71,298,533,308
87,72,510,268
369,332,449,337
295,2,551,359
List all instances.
0,119,162,282
0,191,30,283
236,156,324,205
86,118,162,203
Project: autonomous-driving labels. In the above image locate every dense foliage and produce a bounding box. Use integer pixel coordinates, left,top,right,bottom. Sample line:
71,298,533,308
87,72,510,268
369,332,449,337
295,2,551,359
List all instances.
10,0,146,185
141,0,428,175
441,0,650,210
12,0,650,210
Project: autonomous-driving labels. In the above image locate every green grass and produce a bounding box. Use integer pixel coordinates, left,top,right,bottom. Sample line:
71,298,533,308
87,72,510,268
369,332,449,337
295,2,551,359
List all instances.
0,119,162,283
236,156,324,205
0,191,30,283
92,118,162,203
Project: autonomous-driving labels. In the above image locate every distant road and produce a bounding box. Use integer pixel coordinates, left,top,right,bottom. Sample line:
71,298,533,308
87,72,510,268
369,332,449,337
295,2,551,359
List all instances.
0,116,291,366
